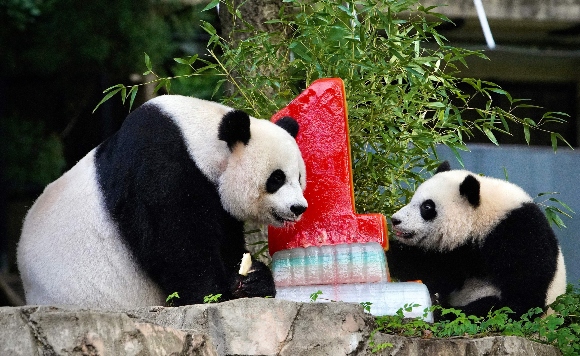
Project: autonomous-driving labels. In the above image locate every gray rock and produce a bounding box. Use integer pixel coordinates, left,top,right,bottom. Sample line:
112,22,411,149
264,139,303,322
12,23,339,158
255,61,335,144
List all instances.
0,306,216,355
131,298,374,355
0,299,562,356
369,333,561,356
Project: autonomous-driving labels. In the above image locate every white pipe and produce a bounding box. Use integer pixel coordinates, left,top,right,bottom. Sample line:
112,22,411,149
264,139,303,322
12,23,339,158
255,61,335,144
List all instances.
473,0,496,49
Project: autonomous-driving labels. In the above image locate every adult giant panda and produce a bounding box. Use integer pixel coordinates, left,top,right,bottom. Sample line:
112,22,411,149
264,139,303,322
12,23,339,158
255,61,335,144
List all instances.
387,161,566,318
17,95,307,308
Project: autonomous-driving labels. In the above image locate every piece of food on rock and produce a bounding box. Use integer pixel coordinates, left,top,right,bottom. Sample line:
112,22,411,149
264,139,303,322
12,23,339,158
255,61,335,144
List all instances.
239,253,252,276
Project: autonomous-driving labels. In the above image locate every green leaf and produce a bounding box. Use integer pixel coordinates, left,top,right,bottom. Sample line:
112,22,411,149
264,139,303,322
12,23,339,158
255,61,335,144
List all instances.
92,88,121,113
483,127,499,145
187,54,199,65
144,53,152,71
103,83,124,93
202,0,220,12
310,290,323,302
201,20,216,35
154,79,166,94
165,292,180,302
128,86,138,112
426,102,446,109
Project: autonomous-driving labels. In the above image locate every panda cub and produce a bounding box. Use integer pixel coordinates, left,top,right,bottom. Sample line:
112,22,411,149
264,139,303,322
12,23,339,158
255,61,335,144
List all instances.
18,95,307,308
387,161,566,318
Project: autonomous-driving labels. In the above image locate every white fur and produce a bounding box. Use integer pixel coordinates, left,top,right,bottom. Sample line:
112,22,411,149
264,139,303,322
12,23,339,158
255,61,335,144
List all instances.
448,257,568,311
17,150,165,308
449,278,502,307
154,95,232,183
546,248,567,305
18,95,307,307
392,170,532,251
155,95,307,226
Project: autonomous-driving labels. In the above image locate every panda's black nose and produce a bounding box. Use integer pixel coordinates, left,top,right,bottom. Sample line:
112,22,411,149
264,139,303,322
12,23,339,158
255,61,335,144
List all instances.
391,217,401,226
290,204,307,216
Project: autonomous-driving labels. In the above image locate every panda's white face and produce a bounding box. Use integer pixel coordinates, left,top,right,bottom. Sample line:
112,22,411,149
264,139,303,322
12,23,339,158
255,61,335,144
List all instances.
391,171,475,251
391,167,532,251
218,118,307,226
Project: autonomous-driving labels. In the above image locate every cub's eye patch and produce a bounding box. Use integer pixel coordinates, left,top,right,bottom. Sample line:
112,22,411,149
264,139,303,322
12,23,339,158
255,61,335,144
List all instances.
266,169,286,193
420,199,437,221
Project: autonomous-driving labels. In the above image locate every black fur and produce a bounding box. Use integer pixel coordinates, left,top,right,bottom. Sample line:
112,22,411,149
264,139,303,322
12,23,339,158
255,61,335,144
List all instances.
266,169,286,193
95,102,275,305
459,175,481,207
387,202,560,318
420,199,437,221
275,116,299,138
218,110,251,150
435,161,451,174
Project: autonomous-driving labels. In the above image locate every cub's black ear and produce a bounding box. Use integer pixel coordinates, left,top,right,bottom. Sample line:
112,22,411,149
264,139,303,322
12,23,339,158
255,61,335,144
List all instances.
218,110,251,150
460,174,480,207
275,116,299,139
435,161,451,174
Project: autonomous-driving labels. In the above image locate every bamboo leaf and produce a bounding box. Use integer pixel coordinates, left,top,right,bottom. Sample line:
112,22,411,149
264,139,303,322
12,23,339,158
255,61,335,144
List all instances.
144,53,152,71
128,86,138,112
483,127,499,145
202,0,220,12
93,88,121,113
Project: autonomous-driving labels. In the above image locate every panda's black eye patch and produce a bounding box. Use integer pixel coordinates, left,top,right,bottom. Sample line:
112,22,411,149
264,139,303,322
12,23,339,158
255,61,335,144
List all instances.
420,199,437,221
266,169,286,193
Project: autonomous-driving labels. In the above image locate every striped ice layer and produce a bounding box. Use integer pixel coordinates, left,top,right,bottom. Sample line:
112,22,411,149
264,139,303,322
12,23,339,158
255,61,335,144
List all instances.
276,281,433,322
271,242,388,287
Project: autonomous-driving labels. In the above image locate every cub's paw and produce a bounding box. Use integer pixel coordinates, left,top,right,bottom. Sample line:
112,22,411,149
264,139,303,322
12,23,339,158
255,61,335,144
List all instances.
232,259,276,299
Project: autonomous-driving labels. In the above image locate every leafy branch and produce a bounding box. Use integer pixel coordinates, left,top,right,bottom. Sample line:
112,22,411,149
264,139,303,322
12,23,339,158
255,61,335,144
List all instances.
93,0,571,219
93,52,223,113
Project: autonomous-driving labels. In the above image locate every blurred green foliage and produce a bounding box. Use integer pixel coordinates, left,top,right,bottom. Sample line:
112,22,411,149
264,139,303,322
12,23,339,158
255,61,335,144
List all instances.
2,0,179,76
0,117,66,193
0,0,221,192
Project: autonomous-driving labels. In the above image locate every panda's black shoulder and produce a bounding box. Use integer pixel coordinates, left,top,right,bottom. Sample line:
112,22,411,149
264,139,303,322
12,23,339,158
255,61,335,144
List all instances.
95,101,184,163
94,99,216,216
481,202,560,265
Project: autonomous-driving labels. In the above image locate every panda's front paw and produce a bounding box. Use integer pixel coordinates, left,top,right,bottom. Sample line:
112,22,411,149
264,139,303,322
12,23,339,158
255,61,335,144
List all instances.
232,260,276,299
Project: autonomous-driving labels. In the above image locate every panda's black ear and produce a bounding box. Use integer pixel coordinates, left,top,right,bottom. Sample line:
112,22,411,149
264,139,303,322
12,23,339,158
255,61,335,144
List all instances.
275,116,299,139
218,110,251,150
435,161,451,174
460,175,480,207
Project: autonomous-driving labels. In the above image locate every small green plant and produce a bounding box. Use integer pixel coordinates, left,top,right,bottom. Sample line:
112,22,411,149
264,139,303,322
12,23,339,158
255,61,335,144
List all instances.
203,293,222,304
165,292,180,307
371,284,580,355
360,301,372,313
309,290,323,302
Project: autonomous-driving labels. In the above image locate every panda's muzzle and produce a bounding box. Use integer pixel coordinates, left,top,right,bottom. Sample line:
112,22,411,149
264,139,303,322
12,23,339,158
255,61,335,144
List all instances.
391,217,414,239
290,204,307,216
393,229,415,240
271,204,307,224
